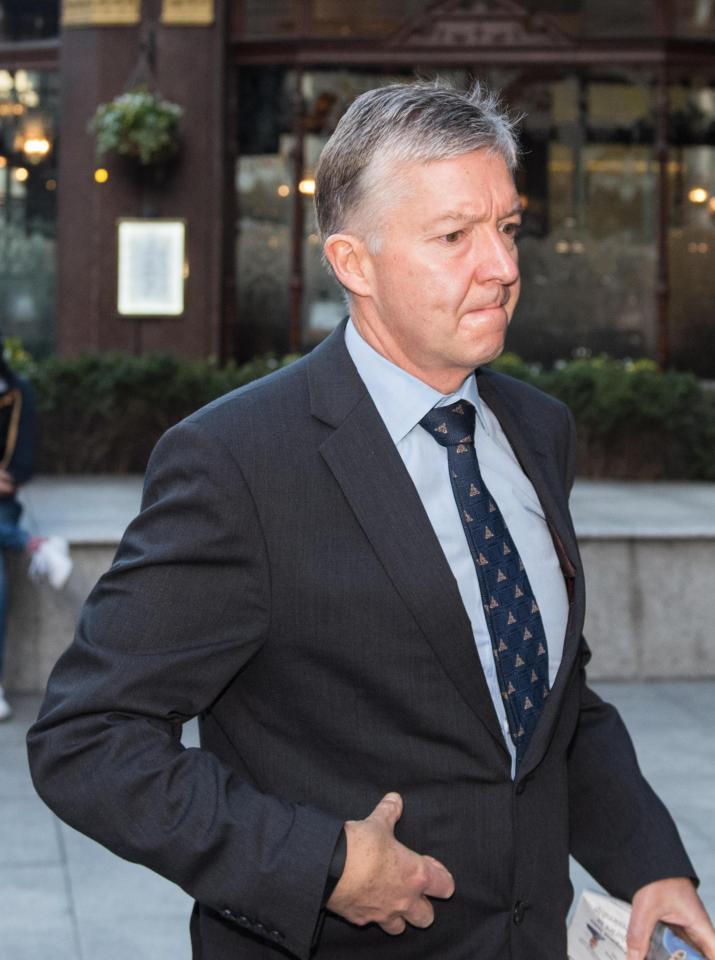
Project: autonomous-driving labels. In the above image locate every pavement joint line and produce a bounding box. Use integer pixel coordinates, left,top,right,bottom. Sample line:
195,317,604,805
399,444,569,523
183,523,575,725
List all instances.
54,817,85,960
0,859,66,869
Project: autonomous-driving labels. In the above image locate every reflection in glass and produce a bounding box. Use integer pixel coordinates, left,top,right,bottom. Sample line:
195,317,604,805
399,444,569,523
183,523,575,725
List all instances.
496,70,658,363
0,1,59,41
668,84,715,374
0,68,58,357
236,68,295,358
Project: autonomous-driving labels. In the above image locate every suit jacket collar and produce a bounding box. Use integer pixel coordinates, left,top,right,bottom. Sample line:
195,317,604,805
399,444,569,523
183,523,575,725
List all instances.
307,322,583,779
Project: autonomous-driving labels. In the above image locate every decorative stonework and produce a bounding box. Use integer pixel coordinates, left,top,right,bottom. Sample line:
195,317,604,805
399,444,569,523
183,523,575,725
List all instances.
388,0,573,49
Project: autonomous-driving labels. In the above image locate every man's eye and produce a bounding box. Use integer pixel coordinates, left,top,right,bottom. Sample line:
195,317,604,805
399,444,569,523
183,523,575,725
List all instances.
442,230,464,244
502,222,522,238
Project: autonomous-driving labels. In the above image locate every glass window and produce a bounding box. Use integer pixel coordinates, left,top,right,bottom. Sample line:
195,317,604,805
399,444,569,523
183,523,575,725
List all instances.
309,0,430,37
668,82,715,375
241,0,431,39
0,68,58,357
488,69,658,364
0,1,59,41
520,0,659,38
241,0,302,38
674,0,715,37
236,67,295,358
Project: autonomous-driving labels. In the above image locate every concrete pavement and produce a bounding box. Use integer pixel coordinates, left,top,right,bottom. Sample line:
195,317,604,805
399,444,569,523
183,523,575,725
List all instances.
16,476,715,543
3,682,714,959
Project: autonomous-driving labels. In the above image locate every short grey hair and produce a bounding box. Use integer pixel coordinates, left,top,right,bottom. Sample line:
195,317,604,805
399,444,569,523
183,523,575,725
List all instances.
315,79,520,252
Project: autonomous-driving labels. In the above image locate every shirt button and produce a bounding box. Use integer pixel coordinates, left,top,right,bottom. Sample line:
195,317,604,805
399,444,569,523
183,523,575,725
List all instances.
513,900,526,925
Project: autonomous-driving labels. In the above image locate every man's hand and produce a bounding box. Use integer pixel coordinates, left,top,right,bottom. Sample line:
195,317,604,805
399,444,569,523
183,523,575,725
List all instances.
626,877,715,960
326,792,455,935
0,468,16,496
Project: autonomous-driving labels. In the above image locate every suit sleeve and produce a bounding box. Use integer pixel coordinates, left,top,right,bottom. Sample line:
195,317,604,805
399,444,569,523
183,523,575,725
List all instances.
561,405,697,899
568,642,697,899
27,416,344,960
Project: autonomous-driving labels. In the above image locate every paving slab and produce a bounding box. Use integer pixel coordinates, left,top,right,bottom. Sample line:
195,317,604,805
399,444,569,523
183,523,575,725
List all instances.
0,862,79,958
0,794,61,866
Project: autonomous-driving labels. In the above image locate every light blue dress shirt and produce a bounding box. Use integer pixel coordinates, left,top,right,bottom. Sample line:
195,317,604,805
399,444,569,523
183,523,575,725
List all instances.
345,319,569,775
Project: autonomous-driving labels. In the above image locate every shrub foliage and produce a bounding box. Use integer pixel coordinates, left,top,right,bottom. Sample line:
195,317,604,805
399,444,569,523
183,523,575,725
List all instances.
490,353,715,480
13,349,715,479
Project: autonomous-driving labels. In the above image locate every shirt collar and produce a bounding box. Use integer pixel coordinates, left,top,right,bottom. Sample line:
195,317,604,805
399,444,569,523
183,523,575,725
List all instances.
344,317,489,445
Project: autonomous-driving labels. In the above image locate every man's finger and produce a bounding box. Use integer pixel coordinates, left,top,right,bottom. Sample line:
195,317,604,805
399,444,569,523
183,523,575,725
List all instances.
369,792,403,829
381,915,407,936
681,921,715,960
403,896,435,930
422,855,455,899
627,903,659,960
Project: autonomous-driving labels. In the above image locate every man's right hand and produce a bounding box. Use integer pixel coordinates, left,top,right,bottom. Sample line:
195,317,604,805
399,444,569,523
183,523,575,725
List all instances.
326,792,455,935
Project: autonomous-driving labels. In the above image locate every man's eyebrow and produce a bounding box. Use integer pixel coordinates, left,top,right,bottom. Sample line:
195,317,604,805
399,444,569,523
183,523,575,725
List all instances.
423,202,524,231
422,211,479,230
500,200,525,219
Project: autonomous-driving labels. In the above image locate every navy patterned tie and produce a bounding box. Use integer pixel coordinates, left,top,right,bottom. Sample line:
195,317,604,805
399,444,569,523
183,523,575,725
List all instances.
420,399,550,763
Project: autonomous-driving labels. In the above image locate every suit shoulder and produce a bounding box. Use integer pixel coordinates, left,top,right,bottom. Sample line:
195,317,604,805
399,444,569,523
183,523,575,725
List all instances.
181,355,310,435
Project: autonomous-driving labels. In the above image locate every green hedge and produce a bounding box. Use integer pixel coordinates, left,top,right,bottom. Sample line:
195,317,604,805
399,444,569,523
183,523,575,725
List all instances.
490,354,715,480
20,352,297,474
10,346,715,479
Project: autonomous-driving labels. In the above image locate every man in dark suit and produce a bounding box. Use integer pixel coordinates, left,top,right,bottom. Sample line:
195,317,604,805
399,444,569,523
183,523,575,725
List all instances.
28,81,715,960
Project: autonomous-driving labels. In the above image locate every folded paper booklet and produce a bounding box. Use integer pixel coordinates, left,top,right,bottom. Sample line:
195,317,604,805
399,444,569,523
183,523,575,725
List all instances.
568,890,704,960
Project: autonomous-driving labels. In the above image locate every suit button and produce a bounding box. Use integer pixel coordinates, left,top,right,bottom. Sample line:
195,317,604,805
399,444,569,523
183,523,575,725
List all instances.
513,900,526,924
238,915,249,925
270,930,283,941
221,908,233,919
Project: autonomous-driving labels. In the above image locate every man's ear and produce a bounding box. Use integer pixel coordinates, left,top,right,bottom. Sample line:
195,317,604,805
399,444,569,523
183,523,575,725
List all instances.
323,233,373,298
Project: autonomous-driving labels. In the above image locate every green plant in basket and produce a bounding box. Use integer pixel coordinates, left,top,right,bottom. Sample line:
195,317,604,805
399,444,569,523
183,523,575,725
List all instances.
89,87,183,166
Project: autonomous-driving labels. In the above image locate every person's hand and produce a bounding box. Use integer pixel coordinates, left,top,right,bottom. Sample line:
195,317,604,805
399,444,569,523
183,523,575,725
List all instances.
626,877,715,960
326,792,455,935
0,468,16,495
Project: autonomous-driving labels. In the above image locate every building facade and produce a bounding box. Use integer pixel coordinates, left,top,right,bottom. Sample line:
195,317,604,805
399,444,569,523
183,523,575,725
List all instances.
0,0,714,372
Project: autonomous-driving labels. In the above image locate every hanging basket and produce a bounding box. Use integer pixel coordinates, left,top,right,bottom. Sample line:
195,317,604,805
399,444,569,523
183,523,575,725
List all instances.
89,87,184,170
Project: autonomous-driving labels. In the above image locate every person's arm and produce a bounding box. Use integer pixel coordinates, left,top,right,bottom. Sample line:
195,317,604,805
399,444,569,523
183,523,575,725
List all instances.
568,647,715,959
7,376,36,486
561,405,715,960
27,416,343,960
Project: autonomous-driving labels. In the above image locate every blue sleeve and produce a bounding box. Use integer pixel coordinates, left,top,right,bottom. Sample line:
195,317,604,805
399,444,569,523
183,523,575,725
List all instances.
8,376,37,486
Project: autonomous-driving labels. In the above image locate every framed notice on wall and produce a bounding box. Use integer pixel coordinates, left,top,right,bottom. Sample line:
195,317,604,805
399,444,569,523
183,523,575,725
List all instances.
117,219,187,317
62,0,141,26
161,0,215,24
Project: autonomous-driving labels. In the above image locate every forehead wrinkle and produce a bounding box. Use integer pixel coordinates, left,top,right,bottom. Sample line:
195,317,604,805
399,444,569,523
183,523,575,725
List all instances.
423,198,522,232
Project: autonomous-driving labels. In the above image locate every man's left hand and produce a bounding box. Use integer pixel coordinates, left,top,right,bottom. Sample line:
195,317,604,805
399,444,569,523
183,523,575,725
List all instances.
626,876,715,960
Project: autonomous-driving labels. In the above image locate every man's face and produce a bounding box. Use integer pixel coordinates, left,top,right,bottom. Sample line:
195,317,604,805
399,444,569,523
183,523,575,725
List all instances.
354,149,522,391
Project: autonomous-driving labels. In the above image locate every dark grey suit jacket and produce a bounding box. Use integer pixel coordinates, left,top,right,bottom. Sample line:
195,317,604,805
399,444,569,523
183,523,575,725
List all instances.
28,322,695,960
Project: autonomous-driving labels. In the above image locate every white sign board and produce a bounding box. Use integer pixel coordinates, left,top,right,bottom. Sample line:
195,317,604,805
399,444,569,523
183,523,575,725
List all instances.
117,219,186,317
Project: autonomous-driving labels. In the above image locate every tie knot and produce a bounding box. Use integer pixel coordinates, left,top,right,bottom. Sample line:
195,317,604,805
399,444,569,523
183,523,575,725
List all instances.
420,400,476,448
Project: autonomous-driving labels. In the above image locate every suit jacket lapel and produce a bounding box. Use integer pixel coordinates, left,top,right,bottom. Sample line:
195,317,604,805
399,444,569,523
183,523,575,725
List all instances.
308,326,510,759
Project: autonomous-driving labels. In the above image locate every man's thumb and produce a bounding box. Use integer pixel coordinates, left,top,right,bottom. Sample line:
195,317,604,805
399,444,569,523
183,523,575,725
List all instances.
371,792,403,828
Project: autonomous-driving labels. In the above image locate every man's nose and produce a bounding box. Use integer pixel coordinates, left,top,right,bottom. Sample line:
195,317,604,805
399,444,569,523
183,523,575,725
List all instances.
474,230,519,287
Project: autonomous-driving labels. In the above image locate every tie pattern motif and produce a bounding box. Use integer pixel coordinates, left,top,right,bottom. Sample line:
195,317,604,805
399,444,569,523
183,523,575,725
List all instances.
420,399,550,763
